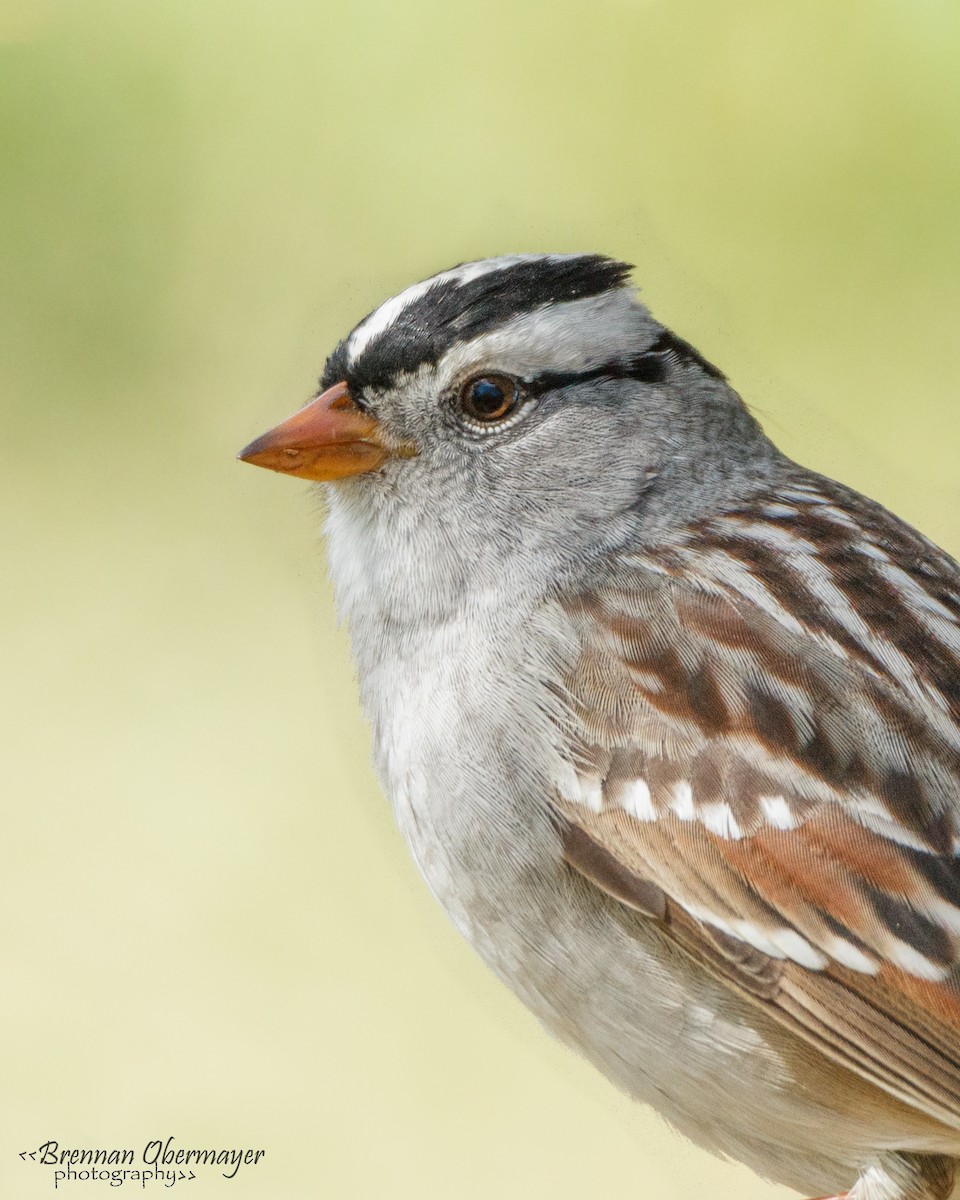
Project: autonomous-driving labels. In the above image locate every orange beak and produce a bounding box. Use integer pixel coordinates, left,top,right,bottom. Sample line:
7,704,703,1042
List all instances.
237,381,389,482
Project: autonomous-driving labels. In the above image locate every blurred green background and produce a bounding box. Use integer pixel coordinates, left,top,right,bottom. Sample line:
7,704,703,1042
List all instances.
3,0,959,1196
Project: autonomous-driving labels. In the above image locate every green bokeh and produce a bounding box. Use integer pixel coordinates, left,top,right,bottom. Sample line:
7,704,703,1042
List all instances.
3,2,959,1197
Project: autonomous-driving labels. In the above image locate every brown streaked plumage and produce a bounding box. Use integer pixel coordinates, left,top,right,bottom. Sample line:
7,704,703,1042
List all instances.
556,471,960,1172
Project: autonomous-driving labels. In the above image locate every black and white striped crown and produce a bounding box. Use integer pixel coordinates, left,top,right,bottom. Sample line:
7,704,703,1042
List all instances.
322,255,634,391
321,253,724,393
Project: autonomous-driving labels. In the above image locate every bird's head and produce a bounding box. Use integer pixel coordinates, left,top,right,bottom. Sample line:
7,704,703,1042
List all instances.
240,255,773,587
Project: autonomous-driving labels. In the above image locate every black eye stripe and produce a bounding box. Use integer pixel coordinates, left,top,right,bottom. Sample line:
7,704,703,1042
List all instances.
646,330,726,380
523,330,725,396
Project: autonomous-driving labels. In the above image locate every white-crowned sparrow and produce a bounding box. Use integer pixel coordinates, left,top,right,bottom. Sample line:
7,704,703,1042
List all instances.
239,255,960,1200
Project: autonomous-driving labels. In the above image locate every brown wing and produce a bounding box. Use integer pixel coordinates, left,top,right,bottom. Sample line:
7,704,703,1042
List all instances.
556,524,960,1129
557,809,960,1128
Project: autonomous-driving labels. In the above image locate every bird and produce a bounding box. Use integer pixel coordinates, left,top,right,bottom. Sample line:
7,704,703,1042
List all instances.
239,254,960,1200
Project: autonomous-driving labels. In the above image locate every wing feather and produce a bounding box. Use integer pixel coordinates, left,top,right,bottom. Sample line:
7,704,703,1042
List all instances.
556,508,960,1129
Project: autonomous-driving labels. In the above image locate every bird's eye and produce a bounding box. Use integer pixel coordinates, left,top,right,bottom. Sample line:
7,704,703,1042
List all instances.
459,374,521,425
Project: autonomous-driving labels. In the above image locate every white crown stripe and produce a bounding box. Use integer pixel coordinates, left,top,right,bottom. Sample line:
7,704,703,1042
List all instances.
435,291,651,388
345,254,615,367
346,260,520,365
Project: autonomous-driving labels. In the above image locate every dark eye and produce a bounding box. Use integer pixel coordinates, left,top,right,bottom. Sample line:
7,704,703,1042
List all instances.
459,374,520,424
